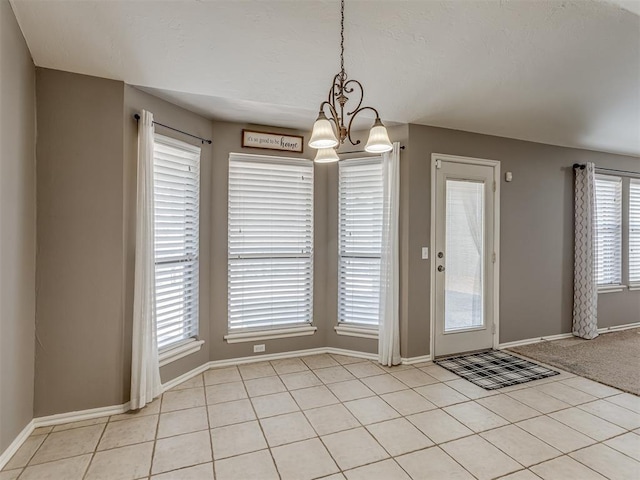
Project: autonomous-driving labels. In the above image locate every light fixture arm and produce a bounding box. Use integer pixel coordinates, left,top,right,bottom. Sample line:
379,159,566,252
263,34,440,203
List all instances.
318,79,382,147
346,106,381,146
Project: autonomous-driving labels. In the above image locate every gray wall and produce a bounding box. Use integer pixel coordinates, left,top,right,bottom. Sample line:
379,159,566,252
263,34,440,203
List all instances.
0,0,36,453
34,75,219,415
35,69,125,416
404,124,640,358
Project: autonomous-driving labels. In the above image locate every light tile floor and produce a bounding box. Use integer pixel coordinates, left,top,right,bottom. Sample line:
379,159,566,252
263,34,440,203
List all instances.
2,353,640,480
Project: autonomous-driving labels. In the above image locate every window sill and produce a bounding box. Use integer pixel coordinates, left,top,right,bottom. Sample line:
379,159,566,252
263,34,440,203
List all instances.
224,325,317,344
159,339,205,367
628,284,640,292
335,324,379,340
598,284,627,294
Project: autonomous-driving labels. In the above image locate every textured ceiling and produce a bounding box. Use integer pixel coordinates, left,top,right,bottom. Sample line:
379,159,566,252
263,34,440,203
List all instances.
10,0,640,156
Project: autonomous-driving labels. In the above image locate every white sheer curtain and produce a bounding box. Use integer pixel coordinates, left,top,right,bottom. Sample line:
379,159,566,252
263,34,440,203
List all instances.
443,181,484,331
130,110,162,410
573,162,598,339
378,142,401,366
461,184,484,327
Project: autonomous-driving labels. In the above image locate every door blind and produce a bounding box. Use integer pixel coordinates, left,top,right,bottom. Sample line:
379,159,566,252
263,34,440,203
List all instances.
154,135,201,349
338,157,383,327
630,179,640,285
228,153,314,331
594,174,622,286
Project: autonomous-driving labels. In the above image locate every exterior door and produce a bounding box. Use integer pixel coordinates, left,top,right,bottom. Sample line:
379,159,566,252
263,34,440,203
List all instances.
433,157,499,357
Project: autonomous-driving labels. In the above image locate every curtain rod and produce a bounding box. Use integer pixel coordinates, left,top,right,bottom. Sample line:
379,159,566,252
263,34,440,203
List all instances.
134,114,212,145
339,145,406,155
133,112,406,151
573,163,640,177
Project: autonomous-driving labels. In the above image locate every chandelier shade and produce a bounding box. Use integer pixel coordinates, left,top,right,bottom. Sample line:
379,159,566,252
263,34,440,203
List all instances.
309,112,339,149
364,118,393,153
313,147,340,163
308,0,392,156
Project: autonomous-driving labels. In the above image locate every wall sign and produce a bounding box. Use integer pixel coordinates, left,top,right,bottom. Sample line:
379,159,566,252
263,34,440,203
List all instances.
242,129,304,153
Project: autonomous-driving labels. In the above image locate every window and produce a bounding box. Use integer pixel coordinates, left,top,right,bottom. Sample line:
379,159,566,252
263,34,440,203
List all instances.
594,174,622,287
630,179,640,285
338,157,383,328
227,154,314,332
154,135,201,350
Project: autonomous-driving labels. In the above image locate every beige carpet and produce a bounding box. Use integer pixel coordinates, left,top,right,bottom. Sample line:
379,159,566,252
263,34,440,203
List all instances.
509,328,640,395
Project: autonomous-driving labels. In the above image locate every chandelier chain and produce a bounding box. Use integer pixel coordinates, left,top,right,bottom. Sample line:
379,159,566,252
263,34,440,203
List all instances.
340,0,344,75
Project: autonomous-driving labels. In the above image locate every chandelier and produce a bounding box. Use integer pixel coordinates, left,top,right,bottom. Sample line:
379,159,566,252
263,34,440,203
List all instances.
309,0,393,163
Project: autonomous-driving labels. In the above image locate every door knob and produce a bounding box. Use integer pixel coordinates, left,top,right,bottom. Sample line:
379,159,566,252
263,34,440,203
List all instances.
437,265,445,272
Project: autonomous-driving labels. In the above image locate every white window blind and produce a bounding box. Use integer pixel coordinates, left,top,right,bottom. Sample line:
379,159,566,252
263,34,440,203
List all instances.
594,174,622,286
338,157,383,327
154,135,200,349
228,153,314,331
630,179,640,285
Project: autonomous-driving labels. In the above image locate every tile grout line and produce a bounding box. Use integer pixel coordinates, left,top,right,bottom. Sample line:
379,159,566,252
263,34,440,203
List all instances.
80,421,108,480
145,392,163,479
146,461,211,480
202,372,217,480
239,365,284,480
13,430,48,475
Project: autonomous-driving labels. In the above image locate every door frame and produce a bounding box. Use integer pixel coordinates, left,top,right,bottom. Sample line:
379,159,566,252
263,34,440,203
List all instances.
429,153,501,358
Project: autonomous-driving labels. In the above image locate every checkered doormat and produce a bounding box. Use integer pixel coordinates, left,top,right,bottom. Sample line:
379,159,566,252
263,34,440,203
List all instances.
434,350,560,390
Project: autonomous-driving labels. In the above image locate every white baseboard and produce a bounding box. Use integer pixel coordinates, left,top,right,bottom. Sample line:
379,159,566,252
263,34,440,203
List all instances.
325,347,378,361
161,362,215,392
498,332,574,349
207,347,329,369
34,402,131,428
0,420,34,471
498,321,640,350
206,347,380,370
598,322,640,333
401,355,432,365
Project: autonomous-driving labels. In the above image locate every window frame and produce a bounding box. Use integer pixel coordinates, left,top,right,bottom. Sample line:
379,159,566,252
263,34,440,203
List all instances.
336,156,384,338
152,134,203,363
594,173,623,291
224,153,316,342
629,178,640,288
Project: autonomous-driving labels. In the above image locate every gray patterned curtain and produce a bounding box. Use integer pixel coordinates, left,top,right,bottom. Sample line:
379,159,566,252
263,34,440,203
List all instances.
573,162,599,339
